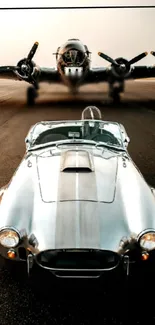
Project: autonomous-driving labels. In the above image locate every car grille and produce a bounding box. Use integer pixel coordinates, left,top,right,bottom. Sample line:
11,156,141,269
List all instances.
36,249,121,271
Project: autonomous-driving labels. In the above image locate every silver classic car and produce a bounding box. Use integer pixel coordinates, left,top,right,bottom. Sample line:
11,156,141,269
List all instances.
0,106,155,287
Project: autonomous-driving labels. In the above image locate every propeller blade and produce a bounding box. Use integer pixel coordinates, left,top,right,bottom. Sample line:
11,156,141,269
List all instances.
150,51,155,57
128,52,148,65
98,52,119,67
26,42,39,63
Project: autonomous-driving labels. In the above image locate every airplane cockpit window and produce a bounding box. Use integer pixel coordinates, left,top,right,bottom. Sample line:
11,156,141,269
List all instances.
62,50,86,66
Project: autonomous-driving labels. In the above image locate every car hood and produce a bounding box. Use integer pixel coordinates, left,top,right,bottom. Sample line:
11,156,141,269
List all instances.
36,147,117,203
1,146,155,253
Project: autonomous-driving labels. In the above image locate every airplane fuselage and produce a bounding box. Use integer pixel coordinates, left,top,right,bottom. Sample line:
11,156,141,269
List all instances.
55,39,91,90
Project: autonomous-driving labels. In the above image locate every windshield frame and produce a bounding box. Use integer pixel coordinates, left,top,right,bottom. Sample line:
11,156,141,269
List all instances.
25,119,127,151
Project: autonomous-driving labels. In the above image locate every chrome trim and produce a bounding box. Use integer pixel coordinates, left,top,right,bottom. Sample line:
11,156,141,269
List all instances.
35,265,120,272
0,226,20,235
35,249,121,271
35,255,121,272
123,255,130,276
27,253,34,276
137,228,155,242
53,272,101,279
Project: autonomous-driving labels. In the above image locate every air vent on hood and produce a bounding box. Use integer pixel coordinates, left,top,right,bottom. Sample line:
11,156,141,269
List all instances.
61,150,94,172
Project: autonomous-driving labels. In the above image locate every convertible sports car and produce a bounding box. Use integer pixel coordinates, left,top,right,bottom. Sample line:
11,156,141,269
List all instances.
0,106,155,288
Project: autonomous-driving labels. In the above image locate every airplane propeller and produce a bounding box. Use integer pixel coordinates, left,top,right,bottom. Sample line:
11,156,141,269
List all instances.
98,51,148,76
16,42,39,81
150,51,155,57
26,41,39,64
98,52,119,67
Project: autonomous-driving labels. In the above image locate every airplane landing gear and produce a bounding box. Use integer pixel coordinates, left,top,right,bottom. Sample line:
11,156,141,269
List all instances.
70,87,78,95
111,89,121,104
109,81,124,104
27,86,38,106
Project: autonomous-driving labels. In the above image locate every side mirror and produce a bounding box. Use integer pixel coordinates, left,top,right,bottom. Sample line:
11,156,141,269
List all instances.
151,187,155,196
124,136,130,148
25,137,30,150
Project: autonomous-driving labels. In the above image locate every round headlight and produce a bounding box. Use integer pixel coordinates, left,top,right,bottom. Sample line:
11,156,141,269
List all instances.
139,231,155,251
0,229,19,248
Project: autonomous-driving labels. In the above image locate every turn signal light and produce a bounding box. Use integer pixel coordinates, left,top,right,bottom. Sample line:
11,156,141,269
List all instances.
141,252,149,261
7,249,16,259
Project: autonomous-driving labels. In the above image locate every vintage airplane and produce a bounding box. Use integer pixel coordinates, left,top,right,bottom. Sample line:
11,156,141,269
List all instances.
0,38,155,105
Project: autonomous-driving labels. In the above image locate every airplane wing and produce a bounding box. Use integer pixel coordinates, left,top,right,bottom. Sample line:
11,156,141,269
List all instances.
82,68,109,83
38,67,61,83
82,51,155,84
0,42,61,87
2,64,154,85
1,44,155,87
129,65,155,79
0,66,21,80
0,65,61,84
82,65,155,85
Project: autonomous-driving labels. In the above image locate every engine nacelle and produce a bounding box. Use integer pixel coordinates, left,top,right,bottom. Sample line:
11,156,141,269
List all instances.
15,58,40,81
110,57,131,79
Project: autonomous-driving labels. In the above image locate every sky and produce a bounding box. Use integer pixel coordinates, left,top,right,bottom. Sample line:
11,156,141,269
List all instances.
0,1,154,67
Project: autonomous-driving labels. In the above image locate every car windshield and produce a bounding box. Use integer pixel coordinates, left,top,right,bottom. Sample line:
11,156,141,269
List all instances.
26,120,124,149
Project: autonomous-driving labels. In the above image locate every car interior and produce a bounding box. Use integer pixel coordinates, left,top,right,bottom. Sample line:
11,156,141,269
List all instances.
34,124,121,146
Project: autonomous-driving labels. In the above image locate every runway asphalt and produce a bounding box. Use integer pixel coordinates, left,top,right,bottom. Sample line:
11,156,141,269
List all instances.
0,79,155,324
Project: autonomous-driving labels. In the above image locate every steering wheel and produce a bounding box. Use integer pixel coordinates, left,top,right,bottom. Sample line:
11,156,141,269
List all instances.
90,133,119,145
35,130,68,145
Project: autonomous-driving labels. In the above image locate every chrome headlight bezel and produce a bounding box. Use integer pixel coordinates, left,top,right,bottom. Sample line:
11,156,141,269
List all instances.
0,227,20,248
137,229,155,251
